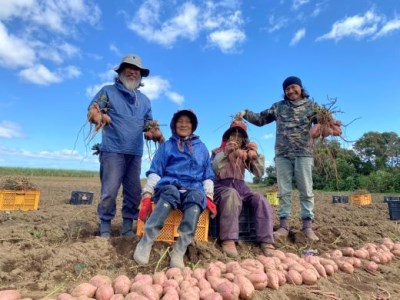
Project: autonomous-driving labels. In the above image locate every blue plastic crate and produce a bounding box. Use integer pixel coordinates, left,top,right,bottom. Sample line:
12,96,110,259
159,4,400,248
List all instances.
209,202,257,241
70,191,94,205
387,200,400,220
332,196,349,204
384,196,400,203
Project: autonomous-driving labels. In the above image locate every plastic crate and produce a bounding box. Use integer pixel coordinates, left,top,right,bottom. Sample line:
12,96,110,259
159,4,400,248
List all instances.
265,192,279,206
351,194,372,206
209,202,257,241
332,195,349,204
384,196,400,203
136,202,209,244
387,200,400,220
0,190,40,211
70,191,94,205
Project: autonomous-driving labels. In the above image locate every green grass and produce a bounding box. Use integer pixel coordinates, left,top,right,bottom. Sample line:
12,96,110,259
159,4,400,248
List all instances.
0,167,98,178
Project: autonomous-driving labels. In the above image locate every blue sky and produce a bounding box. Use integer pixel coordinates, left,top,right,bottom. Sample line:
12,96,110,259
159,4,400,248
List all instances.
0,0,399,179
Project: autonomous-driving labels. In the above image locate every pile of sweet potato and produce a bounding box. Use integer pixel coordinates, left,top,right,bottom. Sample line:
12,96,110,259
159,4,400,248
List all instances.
2,238,399,300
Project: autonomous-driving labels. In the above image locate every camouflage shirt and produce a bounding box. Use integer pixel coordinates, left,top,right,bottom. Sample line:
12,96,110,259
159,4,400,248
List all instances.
244,98,318,158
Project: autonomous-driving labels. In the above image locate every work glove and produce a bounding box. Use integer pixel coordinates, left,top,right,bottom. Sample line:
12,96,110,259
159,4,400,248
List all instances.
138,196,153,222
206,197,217,219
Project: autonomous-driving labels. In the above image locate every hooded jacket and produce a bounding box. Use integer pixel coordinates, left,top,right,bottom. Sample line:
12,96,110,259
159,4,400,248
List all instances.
89,81,152,155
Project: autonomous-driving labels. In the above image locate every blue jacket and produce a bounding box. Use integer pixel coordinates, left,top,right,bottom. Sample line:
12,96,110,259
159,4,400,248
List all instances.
146,134,215,208
90,81,152,156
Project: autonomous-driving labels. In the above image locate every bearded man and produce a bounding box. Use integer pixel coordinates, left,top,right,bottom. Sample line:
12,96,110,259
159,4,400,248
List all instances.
88,54,153,238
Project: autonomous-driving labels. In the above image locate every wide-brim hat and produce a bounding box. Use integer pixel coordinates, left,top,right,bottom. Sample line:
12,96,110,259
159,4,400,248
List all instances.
170,109,198,133
114,54,150,77
222,120,248,141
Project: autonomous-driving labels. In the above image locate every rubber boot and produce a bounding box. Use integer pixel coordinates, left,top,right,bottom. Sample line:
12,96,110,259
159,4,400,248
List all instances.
302,218,319,241
273,218,289,240
133,200,173,265
221,240,238,258
99,220,111,238
121,218,135,237
170,204,201,268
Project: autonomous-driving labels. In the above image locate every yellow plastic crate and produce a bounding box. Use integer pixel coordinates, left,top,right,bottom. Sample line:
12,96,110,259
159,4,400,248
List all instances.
0,190,40,211
351,194,372,206
265,192,279,206
136,202,209,244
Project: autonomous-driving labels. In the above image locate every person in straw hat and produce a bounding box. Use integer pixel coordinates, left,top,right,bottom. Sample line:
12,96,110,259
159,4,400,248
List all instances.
88,54,153,238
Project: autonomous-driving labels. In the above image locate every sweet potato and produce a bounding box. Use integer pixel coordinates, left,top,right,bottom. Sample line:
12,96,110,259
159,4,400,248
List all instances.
204,293,223,300
153,284,163,298
207,276,227,290
89,275,112,288
113,275,131,296
266,270,280,290
392,249,400,257
286,269,302,285
354,249,369,259
245,272,268,290
323,264,335,276
337,261,354,274
301,269,318,285
57,293,73,300
313,263,327,278
192,268,206,280
364,261,379,273
213,261,227,273
166,268,182,279
0,290,21,300
233,274,255,300
199,288,215,300
71,283,97,297
134,284,159,300
95,284,114,300
162,279,180,290
124,292,148,300
133,273,153,285
215,281,240,300
246,150,258,161
197,278,212,290
110,295,124,300
206,264,222,278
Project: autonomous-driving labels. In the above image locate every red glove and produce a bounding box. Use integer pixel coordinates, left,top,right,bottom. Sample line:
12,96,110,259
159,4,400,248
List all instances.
138,196,153,222
206,197,217,219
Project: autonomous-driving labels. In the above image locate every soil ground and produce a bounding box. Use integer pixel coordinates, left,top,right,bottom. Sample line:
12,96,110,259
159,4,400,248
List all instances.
0,176,399,299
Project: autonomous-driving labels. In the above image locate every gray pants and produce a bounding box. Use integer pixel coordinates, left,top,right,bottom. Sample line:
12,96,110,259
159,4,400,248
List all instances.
275,156,315,219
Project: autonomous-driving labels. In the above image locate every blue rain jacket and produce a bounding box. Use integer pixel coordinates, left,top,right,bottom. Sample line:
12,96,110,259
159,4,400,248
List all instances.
90,81,152,156
146,134,215,209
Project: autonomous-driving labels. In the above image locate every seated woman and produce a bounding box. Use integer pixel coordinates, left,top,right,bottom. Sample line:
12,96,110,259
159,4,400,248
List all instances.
133,109,214,268
211,120,275,257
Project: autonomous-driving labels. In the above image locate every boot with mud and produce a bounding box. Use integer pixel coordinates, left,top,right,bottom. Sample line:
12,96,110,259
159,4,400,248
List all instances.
169,204,201,268
221,240,238,258
99,220,112,238
302,218,319,241
133,200,173,265
121,218,136,237
273,217,289,241
260,242,275,256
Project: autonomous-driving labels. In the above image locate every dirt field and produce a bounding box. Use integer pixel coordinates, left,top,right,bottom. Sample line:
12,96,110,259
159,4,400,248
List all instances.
0,176,399,299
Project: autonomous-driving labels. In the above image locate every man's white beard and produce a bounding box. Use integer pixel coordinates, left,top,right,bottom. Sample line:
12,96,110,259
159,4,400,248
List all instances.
119,74,141,91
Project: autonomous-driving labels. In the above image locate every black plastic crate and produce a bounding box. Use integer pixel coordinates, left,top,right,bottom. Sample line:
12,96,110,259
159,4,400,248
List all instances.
384,196,400,203
209,202,257,241
70,191,94,205
332,196,349,204
387,200,400,220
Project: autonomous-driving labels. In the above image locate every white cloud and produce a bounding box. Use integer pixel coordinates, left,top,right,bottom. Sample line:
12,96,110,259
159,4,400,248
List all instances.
207,28,245,53
267,15,289,33
141,76,184,104
292,0,310,10
0,0,100,84
165,91,184,105
316,10,381,42
128,0,245,53
62,65,81,79
262,133,274,140
109,43,121,57
19,64,81,85
19,64,62,85
290,28,306,45
0,22,36,68
0,121,24,138
374,18,400,39
86,82,113,98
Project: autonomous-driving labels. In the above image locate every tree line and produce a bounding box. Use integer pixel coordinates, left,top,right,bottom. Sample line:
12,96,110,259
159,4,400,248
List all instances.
257,131,400,193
